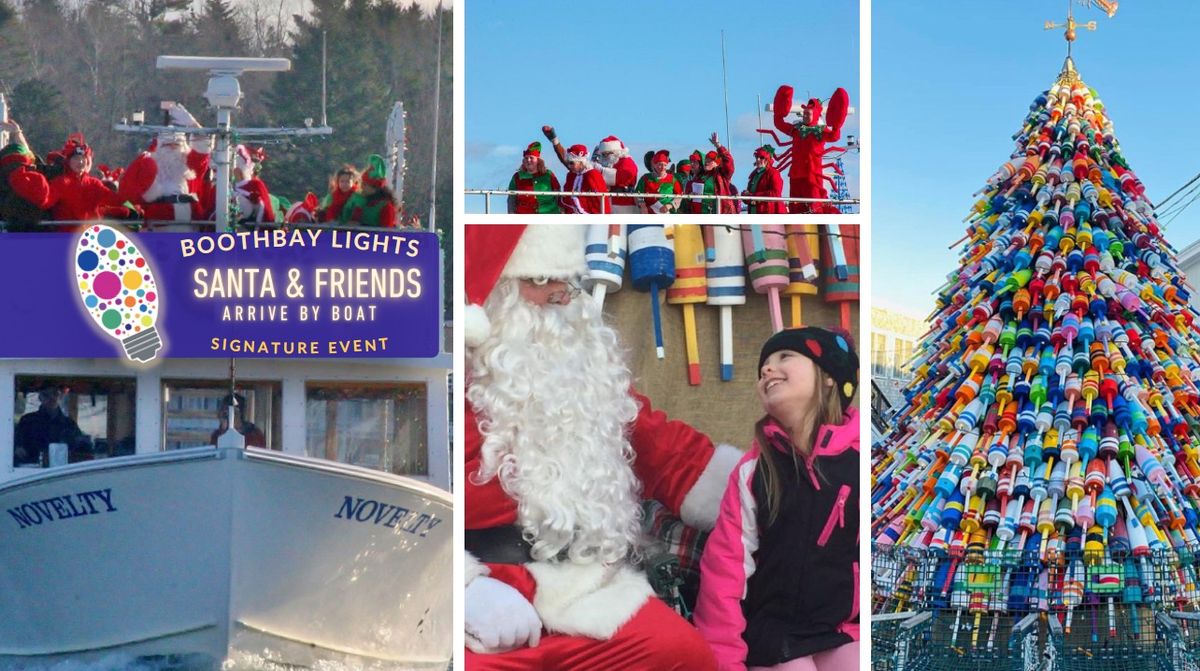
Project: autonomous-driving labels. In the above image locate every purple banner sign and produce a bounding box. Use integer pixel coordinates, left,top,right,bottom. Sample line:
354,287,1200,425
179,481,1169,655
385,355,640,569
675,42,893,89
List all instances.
0,228,441,360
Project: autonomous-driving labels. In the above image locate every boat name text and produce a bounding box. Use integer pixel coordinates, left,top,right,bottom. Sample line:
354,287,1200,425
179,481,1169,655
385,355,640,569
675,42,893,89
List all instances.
6,488,117,530
334,495,442,537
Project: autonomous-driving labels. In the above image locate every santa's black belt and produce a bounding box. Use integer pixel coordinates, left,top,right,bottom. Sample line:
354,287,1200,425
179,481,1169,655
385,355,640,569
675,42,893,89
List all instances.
465,525,535,564
153,194,198,204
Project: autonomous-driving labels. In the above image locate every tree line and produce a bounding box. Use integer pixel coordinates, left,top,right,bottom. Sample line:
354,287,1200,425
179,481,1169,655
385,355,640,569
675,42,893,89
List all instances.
0,0,452,234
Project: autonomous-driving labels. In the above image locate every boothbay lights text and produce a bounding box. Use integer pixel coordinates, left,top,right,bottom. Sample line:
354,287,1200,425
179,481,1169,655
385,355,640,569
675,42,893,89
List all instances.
179,229,423,257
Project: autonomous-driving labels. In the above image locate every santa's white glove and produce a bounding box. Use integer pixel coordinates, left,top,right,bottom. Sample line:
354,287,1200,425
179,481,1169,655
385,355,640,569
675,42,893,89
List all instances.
168,104,200,129
464,575,542,653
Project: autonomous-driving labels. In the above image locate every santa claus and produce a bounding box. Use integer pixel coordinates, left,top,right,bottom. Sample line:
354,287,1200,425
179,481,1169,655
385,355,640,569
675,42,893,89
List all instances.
232,144,275,224
590,135,639,214
463,225,740,670
558,144,609,214
118,104,212,222
541,126,637,214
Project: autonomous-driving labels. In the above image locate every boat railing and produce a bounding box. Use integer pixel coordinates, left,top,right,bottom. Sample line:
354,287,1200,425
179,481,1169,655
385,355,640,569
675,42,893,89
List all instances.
1,220,426,233
464,188,860,213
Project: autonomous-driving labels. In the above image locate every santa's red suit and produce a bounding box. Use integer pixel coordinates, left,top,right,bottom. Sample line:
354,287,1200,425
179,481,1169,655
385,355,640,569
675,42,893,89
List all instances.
234,178,275,223
592,136,639,213
465,398,725,670
463,225,741,671
118,146,211,222
561,168,610,214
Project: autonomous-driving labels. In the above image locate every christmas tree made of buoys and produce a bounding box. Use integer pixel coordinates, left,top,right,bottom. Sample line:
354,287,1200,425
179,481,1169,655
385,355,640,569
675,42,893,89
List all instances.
871,19,1200,668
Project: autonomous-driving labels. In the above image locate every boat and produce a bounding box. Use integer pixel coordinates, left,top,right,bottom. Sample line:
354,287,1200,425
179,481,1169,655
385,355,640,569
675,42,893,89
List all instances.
0,55,453,670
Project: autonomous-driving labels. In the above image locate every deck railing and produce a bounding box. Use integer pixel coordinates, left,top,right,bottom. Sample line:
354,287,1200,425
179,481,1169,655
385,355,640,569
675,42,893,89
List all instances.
464,188,859,213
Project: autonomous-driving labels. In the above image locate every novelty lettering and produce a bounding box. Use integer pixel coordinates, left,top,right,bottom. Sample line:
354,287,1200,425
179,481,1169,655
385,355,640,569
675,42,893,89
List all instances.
6,488,117,530
333,495,443,537
179,229,422,257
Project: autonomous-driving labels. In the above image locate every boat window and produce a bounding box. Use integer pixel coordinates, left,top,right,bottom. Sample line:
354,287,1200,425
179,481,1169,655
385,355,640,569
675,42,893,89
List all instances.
13,375,136,468
161,380,282,450
305,382,428,476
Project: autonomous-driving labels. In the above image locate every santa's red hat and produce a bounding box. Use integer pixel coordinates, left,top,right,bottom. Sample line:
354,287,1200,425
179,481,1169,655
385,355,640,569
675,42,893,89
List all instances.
464,224,587,347
566,144,589,162
595,136,626,155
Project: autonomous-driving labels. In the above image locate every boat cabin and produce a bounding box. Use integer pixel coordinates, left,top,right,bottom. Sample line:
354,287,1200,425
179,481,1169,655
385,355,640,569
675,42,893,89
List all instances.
0,355,450,490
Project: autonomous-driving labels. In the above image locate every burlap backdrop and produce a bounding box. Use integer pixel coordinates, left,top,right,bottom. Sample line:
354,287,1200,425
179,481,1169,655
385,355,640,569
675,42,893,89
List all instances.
603,239,860,450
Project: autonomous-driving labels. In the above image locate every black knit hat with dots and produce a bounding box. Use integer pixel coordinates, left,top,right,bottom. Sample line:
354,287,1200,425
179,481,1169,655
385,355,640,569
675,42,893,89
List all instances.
758,326,859,410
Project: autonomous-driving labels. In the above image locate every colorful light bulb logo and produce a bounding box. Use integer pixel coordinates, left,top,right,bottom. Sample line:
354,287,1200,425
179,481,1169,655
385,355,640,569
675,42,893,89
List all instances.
74,224,162,362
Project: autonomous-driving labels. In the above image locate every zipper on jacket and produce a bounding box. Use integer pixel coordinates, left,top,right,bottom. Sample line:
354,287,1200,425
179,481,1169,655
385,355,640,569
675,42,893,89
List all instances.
817,484,851,547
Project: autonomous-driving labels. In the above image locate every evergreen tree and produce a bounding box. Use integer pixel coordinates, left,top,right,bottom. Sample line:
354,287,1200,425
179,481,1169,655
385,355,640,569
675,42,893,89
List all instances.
9,78,69,154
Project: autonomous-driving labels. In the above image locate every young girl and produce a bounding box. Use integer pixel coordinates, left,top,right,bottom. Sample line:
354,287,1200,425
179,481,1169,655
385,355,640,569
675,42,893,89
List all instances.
695,327,860,671
318,165,359,222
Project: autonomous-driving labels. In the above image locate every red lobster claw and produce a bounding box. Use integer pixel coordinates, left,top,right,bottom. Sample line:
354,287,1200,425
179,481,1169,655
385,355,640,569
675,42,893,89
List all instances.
773,85,796,133
824,88,850,140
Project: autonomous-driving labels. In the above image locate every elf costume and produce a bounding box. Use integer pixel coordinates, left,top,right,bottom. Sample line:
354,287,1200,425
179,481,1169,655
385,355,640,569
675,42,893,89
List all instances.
686,146,736,214
342,155,397,228
635,150,683,214
745,145,786,214
0,143,50,232
507,142,561,214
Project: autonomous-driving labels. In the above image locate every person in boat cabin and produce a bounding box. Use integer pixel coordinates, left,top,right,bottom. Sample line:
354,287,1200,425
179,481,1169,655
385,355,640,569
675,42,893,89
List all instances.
341,155,398,228
694,327,860,671
463,224,742,670
507,142,560,214
14,384,89,467
211,393,267,448
319,165,360,222
231,144,276,225
557,144,609,214
43,133,137,229
635,149,683,214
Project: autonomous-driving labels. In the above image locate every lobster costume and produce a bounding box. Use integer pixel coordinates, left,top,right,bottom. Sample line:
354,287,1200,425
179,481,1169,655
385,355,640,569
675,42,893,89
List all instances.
759,86,850,214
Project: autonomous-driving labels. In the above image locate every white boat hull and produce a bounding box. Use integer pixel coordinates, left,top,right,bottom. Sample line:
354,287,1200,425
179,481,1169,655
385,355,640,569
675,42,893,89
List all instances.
0,447,452,669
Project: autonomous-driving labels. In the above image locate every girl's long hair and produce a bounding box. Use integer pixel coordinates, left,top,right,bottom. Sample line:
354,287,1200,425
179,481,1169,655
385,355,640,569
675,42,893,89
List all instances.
753,368,845,528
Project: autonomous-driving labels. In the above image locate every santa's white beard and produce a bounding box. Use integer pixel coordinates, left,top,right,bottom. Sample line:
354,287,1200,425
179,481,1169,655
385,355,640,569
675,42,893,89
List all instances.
468,279,642,565
143,146,194,201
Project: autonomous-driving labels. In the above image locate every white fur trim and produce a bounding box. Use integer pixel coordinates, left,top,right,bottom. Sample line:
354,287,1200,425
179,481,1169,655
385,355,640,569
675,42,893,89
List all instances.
501,225,587,280
527,561,652,640
465,550,490,586
680,443,744,531
464,304,490,349
596,139,625,155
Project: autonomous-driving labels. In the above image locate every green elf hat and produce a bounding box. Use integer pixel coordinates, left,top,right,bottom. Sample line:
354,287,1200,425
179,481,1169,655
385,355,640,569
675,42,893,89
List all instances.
689,149,703,162
523,142,542,157
0,143,35,169
361,154,388,188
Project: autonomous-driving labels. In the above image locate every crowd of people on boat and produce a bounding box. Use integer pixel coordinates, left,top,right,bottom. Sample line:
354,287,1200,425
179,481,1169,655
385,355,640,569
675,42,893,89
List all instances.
0,105,419,232
506,126,849,215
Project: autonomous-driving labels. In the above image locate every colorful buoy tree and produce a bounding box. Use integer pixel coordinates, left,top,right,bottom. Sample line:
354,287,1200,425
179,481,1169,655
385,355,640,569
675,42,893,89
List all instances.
871,55,1200,644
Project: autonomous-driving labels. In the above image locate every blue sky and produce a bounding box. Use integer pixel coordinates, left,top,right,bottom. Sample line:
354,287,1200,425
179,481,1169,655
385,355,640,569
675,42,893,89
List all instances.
464,1,859,213
875,2,1200,316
